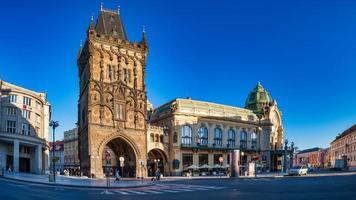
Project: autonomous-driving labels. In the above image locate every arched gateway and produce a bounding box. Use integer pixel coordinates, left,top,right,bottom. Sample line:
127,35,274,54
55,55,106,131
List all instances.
102,137,137,177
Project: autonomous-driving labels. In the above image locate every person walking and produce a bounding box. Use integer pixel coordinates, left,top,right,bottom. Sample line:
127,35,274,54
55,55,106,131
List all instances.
114,170,121,183
155,168,161,181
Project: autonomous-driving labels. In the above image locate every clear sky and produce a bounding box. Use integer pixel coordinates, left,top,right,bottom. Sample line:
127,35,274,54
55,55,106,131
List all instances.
0,0,355,150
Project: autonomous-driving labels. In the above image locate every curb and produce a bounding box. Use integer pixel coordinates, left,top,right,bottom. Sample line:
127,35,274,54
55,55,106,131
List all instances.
0,176,155,189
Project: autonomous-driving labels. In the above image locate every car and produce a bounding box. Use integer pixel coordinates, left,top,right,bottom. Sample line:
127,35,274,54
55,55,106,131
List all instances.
289,165,308,176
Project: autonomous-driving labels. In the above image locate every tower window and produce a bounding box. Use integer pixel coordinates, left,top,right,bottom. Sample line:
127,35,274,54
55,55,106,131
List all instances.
107,65,115,81
123,68,131,83
115,103,125,120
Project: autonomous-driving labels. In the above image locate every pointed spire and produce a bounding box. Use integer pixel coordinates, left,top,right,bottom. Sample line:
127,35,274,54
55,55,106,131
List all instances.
141,25,148,46
100,2,104,11
89,14,95,30
77,40,83,58
117,5,121,15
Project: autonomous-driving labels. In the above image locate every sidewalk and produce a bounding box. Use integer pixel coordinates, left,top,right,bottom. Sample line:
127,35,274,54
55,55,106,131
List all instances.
0,172,153,188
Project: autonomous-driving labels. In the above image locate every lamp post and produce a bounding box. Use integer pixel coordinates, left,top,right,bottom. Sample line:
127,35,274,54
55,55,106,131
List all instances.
49,120,59,182
154,159,160,171
284,139,288,173
119,156,125,180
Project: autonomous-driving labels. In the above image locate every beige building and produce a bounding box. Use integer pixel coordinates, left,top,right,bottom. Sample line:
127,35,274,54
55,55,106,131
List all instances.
77,6,285,177
330,125,356,170
64,127,79,169
150,89,285,175
0,80,50,174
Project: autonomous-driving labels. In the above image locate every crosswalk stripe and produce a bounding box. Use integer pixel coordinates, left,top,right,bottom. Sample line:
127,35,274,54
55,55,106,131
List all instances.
111,190,131,195
174,188,194,192
143,190,163,194
162,189,180,193
191,188,209,191
125,190,147,195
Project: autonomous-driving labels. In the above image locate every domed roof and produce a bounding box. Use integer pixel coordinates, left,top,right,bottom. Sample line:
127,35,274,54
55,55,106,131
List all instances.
245,82,272,113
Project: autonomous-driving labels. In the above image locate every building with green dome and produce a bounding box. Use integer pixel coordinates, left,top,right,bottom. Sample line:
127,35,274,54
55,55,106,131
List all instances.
150,82,287,175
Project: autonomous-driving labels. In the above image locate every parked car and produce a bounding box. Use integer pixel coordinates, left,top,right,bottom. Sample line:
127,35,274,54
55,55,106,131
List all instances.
289,166,308,176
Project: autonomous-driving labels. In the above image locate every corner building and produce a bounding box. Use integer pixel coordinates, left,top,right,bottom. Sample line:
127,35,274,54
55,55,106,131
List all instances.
77,7,149,178
0,80,50,174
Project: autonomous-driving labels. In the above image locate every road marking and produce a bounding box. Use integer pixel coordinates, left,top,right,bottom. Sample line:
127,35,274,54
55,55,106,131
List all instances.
111,190,131,195
162,189,180,193
174,188,194,192
143,190,163,194
101,190,115,195
125,190,147,195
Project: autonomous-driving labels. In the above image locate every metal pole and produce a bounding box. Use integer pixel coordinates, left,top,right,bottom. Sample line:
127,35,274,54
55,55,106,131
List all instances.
52,126,56,182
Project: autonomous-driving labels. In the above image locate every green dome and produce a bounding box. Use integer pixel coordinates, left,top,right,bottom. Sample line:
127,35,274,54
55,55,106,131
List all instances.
245,82,272,114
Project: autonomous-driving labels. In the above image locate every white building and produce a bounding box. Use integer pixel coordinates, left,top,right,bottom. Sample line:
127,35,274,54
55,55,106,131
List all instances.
0,80,51,174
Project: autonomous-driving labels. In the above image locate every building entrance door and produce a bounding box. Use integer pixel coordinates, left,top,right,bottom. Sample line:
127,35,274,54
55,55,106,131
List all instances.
19,158,30,173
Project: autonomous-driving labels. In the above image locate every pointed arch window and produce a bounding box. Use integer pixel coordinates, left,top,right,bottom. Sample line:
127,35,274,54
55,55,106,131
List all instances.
198,127,208,145
214,128,222,146
181,125,192,145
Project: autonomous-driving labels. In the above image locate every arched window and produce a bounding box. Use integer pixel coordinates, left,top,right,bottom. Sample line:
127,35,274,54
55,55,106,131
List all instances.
240,131,247,149
198,127,208,145
228,129,235,147
150,133,154,142
251,132,257,149
155,134,159,142
181,125,192,145
214,128,222,146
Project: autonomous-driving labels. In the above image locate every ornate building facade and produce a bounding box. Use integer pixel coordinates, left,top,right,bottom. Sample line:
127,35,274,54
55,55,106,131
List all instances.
150,83,284,175
77,7,284,177
77,6,149,178
0,80,50,174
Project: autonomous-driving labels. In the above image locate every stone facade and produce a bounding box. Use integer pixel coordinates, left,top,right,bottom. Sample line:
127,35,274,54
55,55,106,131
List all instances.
330,125,356,170
150,97,285,175
77,7,149,178
64,127,79,168
0,80,50,174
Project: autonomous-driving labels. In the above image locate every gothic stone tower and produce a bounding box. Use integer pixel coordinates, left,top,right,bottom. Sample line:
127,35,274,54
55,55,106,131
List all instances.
77,6,148,178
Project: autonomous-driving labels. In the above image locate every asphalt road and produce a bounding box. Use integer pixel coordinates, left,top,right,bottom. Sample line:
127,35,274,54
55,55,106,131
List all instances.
0,174,355,200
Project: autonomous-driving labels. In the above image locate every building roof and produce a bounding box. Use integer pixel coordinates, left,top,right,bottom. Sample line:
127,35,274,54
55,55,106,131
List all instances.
49,141,64,151
94,7,127,40
297,147,324,154
245,82,272,114
331,124,356,143
151,98,257,122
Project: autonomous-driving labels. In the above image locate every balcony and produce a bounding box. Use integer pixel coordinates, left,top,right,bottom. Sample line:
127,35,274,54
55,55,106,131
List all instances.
180,143,247,151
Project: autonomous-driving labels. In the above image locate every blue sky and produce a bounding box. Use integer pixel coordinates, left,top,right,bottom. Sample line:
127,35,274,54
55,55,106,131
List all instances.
0,0,355,150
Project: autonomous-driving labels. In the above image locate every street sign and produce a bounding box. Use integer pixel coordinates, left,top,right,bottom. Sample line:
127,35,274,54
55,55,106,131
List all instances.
120,161,124,167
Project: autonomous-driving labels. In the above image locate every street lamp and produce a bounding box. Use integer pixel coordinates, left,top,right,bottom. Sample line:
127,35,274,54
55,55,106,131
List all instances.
284,139,288,173
49,120,59,182
119,156,125,180
154,159,160,171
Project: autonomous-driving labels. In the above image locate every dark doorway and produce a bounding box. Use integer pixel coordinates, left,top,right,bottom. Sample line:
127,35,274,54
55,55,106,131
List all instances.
19,157,30,173
102,138,136,178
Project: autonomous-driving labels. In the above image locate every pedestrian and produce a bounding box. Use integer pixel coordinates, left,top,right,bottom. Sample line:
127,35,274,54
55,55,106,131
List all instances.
114,170,121,183
155,168,160,181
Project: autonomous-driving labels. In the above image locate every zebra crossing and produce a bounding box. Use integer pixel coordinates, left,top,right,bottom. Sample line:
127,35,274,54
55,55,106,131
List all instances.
100,183,226,196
